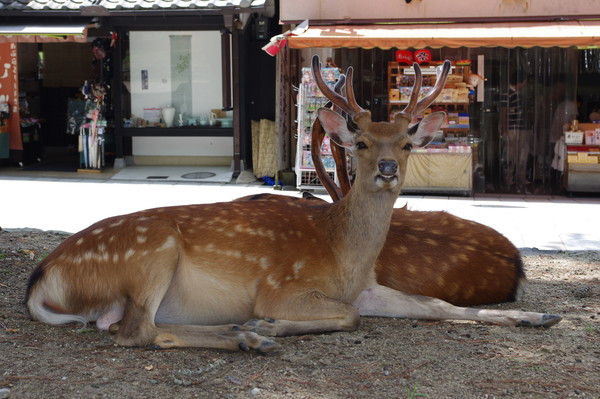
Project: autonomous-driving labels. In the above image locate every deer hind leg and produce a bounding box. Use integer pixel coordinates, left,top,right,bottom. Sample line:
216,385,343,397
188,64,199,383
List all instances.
354,284,561,327
248,289,360,337
106,251,278,352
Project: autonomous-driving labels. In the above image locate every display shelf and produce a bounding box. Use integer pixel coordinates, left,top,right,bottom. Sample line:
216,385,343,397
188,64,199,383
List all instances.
565,126,600,192
386,61,474,195
295,66,340,190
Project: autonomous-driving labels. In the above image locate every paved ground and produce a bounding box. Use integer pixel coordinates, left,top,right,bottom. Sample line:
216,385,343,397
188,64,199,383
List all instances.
1,171,599,251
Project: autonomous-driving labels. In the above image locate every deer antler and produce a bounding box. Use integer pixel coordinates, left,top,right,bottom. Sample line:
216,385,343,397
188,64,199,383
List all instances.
309,61,352,200
397,60,452,120
311,55,366,121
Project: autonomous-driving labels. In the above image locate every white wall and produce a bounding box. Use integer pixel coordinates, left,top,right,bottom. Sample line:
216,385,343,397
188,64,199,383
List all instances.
129,31,231,159
129,30,222,118
132,137,233,157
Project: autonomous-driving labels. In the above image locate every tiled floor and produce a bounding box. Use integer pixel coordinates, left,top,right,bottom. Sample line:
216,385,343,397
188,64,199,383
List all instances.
1,171,599,251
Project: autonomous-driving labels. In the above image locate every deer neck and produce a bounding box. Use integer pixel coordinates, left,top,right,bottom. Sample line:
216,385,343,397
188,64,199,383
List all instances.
322,183,399,299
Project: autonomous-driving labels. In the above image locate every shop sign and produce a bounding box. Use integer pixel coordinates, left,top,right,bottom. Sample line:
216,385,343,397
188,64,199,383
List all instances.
395,50,413,65
413,49,432,65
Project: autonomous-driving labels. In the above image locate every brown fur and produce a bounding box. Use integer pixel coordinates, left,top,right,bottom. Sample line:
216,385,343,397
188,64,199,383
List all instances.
378,208,523,306
237,195,523,307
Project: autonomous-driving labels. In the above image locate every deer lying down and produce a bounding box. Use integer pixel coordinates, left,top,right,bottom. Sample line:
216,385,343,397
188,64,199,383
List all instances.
238,194,524,307
307,65,525,307
26,56,560,353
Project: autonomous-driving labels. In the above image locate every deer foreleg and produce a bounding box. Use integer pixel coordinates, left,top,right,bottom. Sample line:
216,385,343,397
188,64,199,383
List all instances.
153,324,280,353
353,284,561,327
250,289,360,336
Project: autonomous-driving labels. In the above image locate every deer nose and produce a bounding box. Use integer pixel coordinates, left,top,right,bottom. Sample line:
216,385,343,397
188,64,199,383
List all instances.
378,159,398,176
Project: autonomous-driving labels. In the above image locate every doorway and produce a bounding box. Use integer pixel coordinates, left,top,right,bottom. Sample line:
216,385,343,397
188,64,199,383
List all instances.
17,42,96,170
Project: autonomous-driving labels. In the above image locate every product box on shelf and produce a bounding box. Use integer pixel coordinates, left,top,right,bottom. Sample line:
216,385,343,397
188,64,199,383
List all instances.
584,129,600,145
565,131,584,144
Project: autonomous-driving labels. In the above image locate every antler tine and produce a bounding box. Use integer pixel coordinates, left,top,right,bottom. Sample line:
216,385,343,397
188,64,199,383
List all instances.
311,55,364,118
413,60,452,116
343,67,365,117
334,73,346,94
399,62,423,118
331,74,347,116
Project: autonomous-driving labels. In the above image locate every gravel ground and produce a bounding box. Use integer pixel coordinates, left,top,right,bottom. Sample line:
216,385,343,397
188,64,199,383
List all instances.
1,228,599,398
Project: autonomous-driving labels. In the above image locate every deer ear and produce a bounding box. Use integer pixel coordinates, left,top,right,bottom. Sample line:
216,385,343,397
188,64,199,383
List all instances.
409,111,445,148
317,108,354,149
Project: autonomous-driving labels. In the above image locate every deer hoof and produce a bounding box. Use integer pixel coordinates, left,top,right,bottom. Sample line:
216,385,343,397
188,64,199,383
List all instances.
256,339,281,354
541,314,562,327
239,341,250,351
517,314,562,328
243,319,278,336
239,332,281,353
108,323,120,335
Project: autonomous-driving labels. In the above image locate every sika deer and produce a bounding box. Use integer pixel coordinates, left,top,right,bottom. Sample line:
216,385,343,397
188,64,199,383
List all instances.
308,73,524,306
242,60,524,307
26,56,560,354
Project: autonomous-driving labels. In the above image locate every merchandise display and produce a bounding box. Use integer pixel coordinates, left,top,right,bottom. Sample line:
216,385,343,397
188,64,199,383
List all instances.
565,122,600,192
295,66,340,189
387,61,474,194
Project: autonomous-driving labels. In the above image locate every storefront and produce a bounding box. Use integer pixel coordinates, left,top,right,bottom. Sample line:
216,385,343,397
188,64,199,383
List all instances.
0,0,277,177
279,1,600,195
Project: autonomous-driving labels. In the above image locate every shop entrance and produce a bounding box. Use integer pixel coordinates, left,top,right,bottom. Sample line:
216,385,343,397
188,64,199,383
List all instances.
17,42,96,170
315,46,597,195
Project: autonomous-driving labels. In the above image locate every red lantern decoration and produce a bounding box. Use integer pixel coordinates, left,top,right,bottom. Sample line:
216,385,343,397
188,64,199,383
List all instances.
413,49,432,65
395,50,413,65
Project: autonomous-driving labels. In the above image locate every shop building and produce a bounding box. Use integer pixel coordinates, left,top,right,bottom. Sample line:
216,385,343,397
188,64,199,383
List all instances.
279,0,600,195
0,0,278,177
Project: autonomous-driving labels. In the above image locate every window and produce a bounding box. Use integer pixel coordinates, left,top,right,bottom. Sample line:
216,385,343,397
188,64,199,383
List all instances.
125,31,223,127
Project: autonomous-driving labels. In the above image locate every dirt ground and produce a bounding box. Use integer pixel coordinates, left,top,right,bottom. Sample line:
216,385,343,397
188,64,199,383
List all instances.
0,228,599,399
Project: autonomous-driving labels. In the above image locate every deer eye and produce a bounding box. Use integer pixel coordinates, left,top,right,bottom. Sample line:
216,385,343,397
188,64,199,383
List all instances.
403,143,413,151
356,141,368,150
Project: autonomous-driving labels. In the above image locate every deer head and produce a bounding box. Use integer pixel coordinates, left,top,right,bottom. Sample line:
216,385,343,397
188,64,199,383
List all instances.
311,56,450,196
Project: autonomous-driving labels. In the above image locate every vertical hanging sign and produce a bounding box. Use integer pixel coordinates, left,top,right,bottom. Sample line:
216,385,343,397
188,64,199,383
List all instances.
0,43,22,151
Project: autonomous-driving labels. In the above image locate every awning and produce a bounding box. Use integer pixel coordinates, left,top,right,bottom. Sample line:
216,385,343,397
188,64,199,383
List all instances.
0,24,88,43
288,20,600,49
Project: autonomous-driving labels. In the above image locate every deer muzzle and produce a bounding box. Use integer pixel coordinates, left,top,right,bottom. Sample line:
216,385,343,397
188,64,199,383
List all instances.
378,159,398,177
376,159,399,187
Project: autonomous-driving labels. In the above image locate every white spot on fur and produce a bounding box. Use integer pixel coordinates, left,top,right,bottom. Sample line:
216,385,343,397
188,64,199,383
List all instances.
137,235,147,244
266,274,280,289
156,236,176,251
136,226,149,233
124,249,136,261
109,219,125,228
259,257,271,270
76,237,84,246
293,260,305,277
205,243,215,252
92,228,104,235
